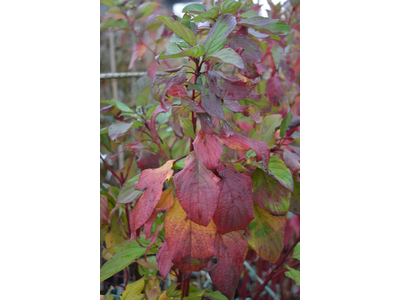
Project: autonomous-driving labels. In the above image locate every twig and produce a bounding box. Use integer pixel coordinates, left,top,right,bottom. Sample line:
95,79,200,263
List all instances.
101,155,123,185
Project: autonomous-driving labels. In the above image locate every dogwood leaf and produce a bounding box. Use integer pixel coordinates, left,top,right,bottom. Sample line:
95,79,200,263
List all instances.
202,14,236,55
205,48,244,69
165,199,217,271
174,154,220,226
212,163,254,234
209,231,248,300
248,204,286,263
130,160,175,231
157,16,196,46
193,130,223,170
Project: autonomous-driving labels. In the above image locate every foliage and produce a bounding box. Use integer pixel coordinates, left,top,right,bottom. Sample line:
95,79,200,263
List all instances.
100,0,300,299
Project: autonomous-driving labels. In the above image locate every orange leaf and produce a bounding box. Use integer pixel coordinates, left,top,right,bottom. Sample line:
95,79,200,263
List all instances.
165,199,217,271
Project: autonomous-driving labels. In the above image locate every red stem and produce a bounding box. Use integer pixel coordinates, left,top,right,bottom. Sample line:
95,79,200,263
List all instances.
190,60,200,152
124,267,129,288
101,155,123,185
104,282,125,289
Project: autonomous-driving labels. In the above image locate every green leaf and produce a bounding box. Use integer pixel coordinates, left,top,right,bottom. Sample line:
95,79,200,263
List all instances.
252,157,293,215
100,19,116,30
135,2,161,19
182,3,206,14
202,14,236,55
192,7,219,23
165,44,205,59
238,16,291,35
100,100,133,113
157,16,196,46
257,114,282,148
203,291,229,300
271,44,284,68
293,242,300,260
100,242,147,281
179,117,195,140
248,204,286,263
285,266,300,286
238,10,258,19
219,0,241,15
100,127,108,134
205,48,244,69
120,277,146,300
117,175,143,204
269,156,293,192
173,158,186,170
280,112,292,138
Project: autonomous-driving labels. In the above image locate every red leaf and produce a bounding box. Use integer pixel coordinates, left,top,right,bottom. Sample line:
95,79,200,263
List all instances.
152,69,187,108
156,242,172,278
174,154,220,226
167,85,187,97
144,210,158,240
207,71,258,101
217,127,270,167
212,163,254,234
128,42,147,70
165,199,217,271
130,160,175,231
280,60,296,87
137,150,160,170
228,37,261,79
180,96,206,113
209,231,248,300
266,76,283,106
201,80,226,120
193,130,223,170
223,101,260,123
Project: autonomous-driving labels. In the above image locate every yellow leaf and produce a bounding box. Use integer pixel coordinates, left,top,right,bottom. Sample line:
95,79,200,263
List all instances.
121,277,145,300
145,276,160,296
159,291,173,300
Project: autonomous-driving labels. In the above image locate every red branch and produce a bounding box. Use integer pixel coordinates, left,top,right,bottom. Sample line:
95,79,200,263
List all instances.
101,155,123,185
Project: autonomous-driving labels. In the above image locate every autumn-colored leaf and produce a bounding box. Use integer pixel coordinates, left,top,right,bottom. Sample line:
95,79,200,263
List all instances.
152,69,187,107
209,231,248,300
130,160,175,232
155,188,174,211
248,204,286,263
174,154,220,226
193,130,223,170
156,242,173,278
228,37,261,79
265,76,283,106
165,199,217,271
212,163,254,234
252,156,293,215
223,101,260,123
201,80,226,121
207,71,258,101
217,127,270,167
129,42,147,70
137,150,160,170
